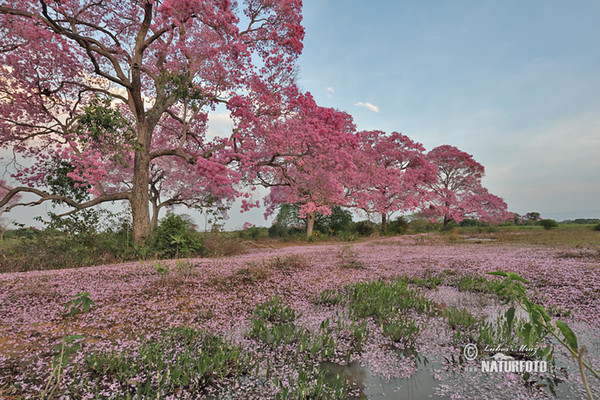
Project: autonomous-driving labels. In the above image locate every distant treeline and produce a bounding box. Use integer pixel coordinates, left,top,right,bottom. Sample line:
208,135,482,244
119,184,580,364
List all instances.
560,218,600,225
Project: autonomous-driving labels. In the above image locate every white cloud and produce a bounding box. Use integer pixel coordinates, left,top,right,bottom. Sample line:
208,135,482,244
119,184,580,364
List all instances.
354,101,380,113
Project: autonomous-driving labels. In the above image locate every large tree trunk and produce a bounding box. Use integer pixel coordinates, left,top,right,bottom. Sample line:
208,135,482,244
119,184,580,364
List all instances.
131,123,152,244
381,213,387,234
306,210,316,240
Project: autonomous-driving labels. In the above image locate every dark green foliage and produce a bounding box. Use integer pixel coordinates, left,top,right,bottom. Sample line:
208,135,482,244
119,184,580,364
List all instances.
152,213,203,258
540,219,559,230
238,226,269,239
84,327,252,398
76,95,136,161
64,292,95,317
353,220,376,236
268,222,288,238
319,207,354,234
5,225,41,240
387,216,409,234
2,212,136,273
45,158,91,203
459,218,483,227
407,218,439,233
593,223,600,232
562,218,600,225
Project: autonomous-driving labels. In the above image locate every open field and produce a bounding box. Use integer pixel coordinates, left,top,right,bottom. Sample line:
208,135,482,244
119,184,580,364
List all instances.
1,230,599,399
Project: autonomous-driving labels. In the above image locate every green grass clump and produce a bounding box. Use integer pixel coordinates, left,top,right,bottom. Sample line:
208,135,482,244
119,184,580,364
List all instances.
346,279,433,346
248,297,337,359
84,327,252,398
315,289,346,307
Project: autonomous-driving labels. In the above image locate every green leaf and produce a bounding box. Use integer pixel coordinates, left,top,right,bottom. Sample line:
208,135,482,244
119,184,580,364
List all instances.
487,271,508,277
506,272,529,283
506,306,515,331
556,320,578,352
64,334,85,342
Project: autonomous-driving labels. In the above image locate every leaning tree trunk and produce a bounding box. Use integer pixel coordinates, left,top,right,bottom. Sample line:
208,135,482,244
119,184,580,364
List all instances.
381,213,387,234
306,210,316,240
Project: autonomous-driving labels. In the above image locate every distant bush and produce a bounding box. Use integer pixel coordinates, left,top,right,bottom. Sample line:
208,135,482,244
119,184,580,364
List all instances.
5,226,42,240
267,223,304,240
238,226,269,240
540,219,559,230
593,223,600,232
353,220,377,236
407,219,439,233
387,216,409,234
459,218,483,227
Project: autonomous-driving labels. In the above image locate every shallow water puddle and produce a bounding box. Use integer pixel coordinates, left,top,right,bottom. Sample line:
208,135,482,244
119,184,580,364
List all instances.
321,349,451,400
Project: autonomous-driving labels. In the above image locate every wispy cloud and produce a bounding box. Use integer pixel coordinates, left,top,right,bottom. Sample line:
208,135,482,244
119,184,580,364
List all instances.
354,101,380,113
326,87,335,98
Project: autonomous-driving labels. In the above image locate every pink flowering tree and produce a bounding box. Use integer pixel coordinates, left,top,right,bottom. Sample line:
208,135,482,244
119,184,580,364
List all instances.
243,94,358,239
350,130,437,233
0,0,304,243
421,145,512,227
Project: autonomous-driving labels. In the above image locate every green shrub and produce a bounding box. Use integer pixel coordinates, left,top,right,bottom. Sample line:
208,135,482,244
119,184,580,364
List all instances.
407,219,439,233
540,219,559,230
268,222,288,238
459,218,483,227
387,216,409,234
152,213,203,258
238,226,269,239
593,223,600,232
353,220,377,236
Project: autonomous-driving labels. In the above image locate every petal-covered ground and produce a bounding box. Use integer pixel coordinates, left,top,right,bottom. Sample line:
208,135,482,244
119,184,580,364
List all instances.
1,235,599,398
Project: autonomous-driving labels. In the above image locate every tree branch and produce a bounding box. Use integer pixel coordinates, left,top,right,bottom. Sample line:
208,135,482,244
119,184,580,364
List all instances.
0,187,129,212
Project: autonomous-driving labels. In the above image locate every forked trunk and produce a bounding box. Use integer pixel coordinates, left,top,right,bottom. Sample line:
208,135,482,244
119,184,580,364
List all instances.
306,210,316,240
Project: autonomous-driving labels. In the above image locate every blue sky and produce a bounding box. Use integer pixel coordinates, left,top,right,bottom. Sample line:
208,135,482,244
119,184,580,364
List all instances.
3,1,600,229
290,0,600,222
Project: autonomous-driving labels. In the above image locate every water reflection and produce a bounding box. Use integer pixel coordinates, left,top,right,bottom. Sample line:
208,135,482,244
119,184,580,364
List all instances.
320,347,451,400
